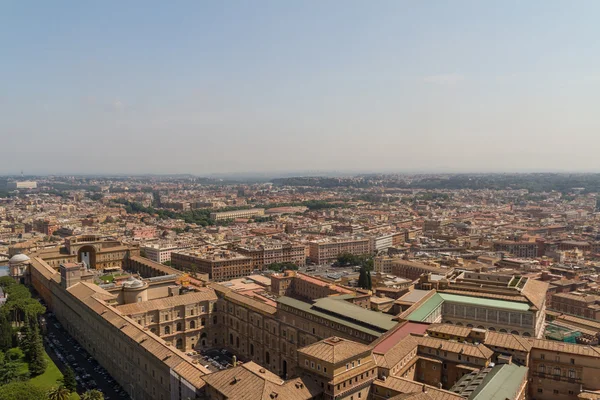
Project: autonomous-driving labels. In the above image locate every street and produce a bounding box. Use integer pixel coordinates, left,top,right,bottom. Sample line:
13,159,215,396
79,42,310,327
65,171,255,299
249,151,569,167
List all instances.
44,312,129,399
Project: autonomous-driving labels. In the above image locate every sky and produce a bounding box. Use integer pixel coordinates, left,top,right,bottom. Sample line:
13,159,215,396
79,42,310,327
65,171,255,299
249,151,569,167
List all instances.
1,1,600,176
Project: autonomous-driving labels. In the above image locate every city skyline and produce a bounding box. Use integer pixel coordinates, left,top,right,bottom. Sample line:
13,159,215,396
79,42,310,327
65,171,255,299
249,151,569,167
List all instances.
2,1,600,175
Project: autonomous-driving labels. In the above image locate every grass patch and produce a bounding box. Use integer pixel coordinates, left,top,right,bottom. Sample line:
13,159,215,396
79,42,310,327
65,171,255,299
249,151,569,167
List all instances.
99,274,114,283
26,350,80,399
29,352,62,390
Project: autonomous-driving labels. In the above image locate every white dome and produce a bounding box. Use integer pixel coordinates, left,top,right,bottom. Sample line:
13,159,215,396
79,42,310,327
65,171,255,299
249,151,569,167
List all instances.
9,254,30,265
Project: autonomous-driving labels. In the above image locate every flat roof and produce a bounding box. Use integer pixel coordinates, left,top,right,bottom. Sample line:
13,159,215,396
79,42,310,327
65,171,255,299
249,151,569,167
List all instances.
277,296,397,337
406,292,530,322
471,364,529,400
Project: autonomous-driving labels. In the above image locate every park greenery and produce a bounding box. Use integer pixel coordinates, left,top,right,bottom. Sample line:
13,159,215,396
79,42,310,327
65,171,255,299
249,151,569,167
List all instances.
267,262,299,272
111,198,344,226
0,279,81,399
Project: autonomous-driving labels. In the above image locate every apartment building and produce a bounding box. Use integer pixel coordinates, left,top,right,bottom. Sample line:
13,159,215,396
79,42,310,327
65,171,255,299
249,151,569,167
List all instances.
493,240,542,258
171,247,253,281
141,242,193,264
209,208,265,221
551,292,600,320
236,240,306,269
308,237,370,264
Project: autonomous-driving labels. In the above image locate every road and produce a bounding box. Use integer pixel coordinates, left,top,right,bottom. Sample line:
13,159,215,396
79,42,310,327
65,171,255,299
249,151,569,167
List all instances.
44,313,129,399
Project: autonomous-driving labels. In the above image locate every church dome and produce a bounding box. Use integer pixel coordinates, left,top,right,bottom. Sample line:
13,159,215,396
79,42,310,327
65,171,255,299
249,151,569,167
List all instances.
9,254,30,265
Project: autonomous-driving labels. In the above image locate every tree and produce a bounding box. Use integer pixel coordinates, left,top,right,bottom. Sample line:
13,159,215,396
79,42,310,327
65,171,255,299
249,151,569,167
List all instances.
0,313,12,351
0,381,46,400
357,267,369,290
366,270,372,290
47,385,71,400
82,389,104,400
62,366,77,392
0,276,15,289
26,319,46,376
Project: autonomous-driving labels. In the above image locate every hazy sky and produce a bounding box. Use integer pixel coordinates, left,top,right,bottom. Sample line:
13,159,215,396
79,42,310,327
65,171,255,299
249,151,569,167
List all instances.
2,1,600,175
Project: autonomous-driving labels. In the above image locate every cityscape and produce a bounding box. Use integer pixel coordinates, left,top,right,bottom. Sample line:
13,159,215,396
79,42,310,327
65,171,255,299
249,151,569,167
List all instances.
3,1,600,400
2,173,600,400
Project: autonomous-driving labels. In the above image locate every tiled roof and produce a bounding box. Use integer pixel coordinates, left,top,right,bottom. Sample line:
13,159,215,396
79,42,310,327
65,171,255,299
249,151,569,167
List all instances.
418,337,494,359
530,339,600,356
373,376,464,400
202,361,321,400
298,337,371,364
115,289,217,315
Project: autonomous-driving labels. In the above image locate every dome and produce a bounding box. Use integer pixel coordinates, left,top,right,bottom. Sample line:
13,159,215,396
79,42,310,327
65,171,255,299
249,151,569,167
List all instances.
9,254,30,265
123,276,144,289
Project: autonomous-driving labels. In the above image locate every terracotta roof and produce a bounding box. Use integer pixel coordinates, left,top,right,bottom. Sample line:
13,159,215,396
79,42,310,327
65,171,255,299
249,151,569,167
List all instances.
115,289,217,315
298,337,371,364
520,279,549,310
30,256,58,279
373,321,428,354
418,337,494,360
373,376,464,400
426,324,472,338
373,335,419,369
201,361,321,400
485,331,532,352
530,339,600,357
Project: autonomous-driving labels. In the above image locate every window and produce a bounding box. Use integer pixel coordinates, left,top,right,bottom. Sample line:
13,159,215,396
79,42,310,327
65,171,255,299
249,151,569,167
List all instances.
324,367,327,373
164,326,170,335
554,368,561,376
311,362,315,369
554,390,559,394
569,369,576,379
305,360,309,366
538,365,545,374
190,309,195,316
540,354,545,360
201,318,205,326
317,364,321,371
176,322,182,331
538,389,543,393
571,358,575,365
190,321,196,329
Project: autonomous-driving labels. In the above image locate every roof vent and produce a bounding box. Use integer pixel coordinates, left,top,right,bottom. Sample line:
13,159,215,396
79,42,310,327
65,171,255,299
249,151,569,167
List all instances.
270,392,278,399
295,382,304,389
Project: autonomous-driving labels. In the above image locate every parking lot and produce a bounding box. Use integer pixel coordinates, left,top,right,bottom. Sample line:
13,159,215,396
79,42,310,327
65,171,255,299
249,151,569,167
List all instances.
44,313,129,399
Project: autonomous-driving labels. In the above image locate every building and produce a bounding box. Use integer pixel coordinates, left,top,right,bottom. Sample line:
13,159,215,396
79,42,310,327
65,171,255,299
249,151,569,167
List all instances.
203,361,321,400
142,243,193,264
493,240,542,258
25,255,210,400
210,208,265,221
236,240,306,269
391,259,454,281
297,337,376,400
171,247,253,281
551,292,600,321
6,180,37,189
308,237,370,264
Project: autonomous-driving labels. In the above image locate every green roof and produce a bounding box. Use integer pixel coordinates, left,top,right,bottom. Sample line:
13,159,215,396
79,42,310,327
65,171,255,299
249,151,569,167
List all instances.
406,292,530,322
406,293,444,322
439,293,530,311
277,296,397,337
472,364,528,400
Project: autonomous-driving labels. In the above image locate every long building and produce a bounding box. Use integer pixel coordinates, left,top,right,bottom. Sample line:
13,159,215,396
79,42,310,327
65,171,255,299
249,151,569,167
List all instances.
171,247,253,281
236,240,306,269
308,237,370,264
209,208,265,221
